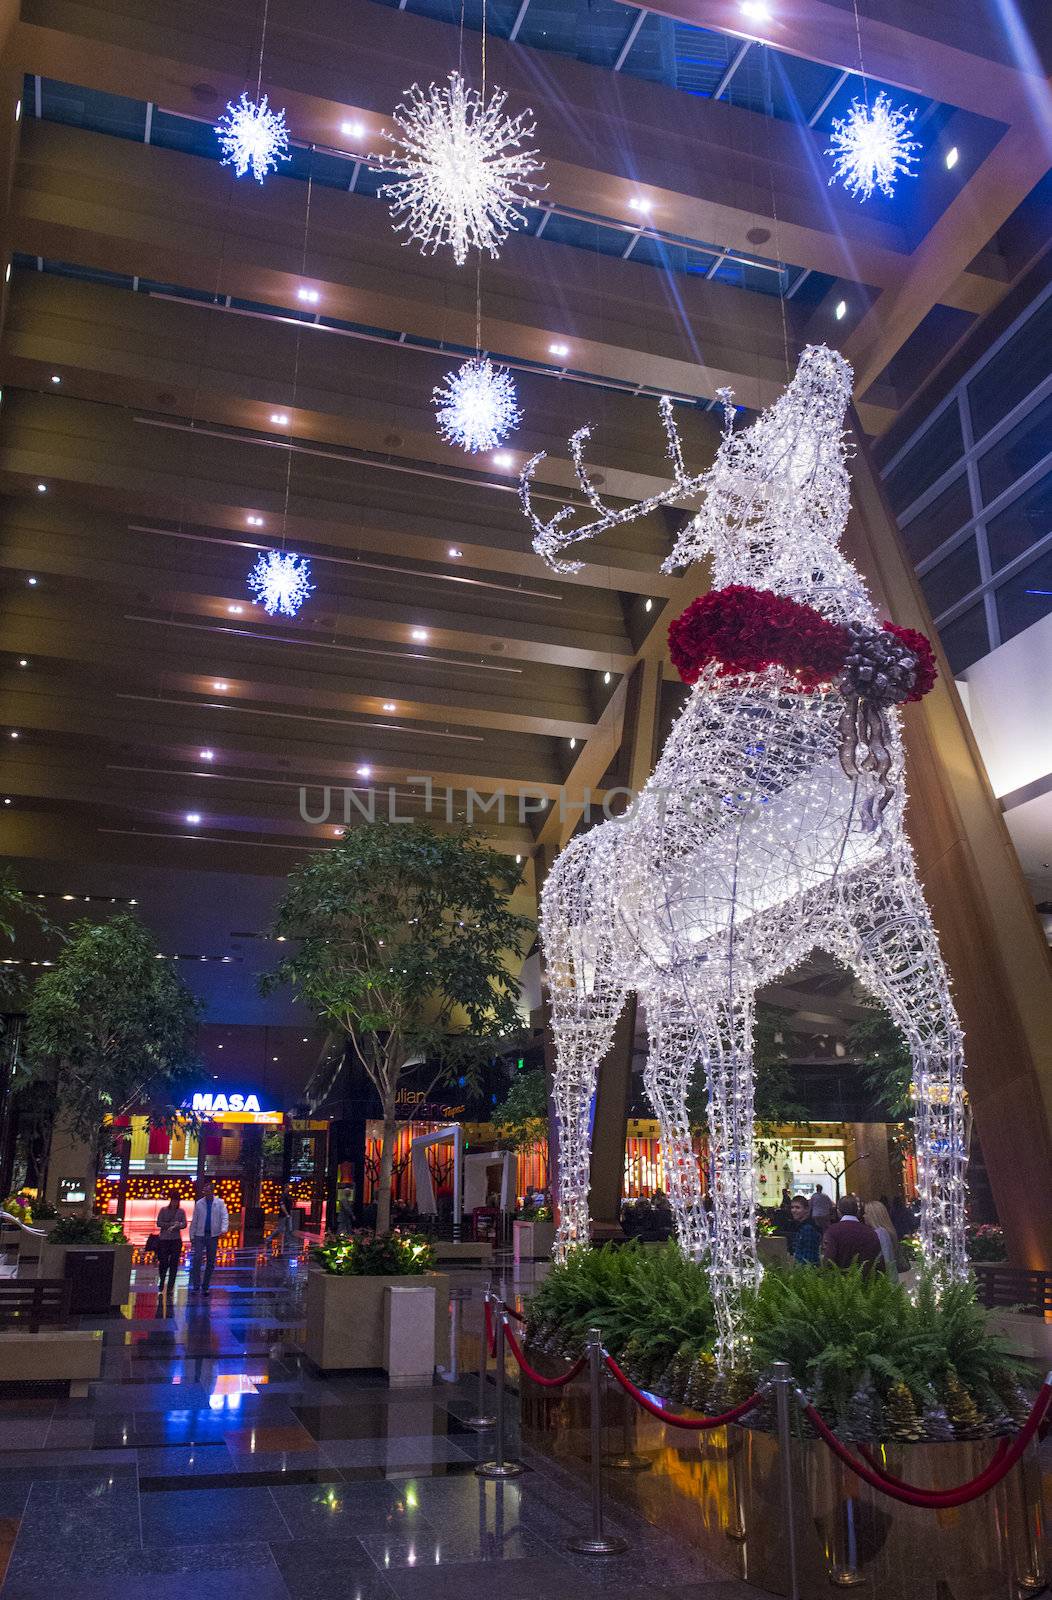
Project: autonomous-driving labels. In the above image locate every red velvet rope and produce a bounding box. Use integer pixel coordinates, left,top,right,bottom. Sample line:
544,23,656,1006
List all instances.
503,1321,587,1388
604,1353,764,1428
801,1383,1052,1509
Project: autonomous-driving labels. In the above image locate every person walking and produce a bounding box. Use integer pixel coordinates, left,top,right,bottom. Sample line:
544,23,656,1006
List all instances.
864,1199,901,1281
809,1183,834,1229
153,1188,186,1299
189,1178,229,1294
789,1195,822,1266
821,1194,884,1271
277,1188,296,1251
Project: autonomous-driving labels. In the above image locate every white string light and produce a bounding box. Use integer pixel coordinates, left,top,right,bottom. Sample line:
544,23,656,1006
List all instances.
247,550,314,617
376,72,545,265
827,91,920,201
434,355,521,452
532,346,968,1365
215,94,290,183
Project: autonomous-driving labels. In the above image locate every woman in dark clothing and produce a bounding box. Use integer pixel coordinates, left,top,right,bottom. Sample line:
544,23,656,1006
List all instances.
154,1188,187,1296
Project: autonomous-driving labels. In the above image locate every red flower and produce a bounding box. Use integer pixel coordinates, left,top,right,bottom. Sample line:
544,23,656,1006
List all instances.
882,623,938,702
668,585,849,691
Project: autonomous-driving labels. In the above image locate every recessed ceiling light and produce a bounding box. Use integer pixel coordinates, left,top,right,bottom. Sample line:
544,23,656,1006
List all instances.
212,680,228,691
185,812,201,825
246,514,264,527
341,119,365,139
4,264,10,283
36,482,47,493
448,546,463,558
14,99,21,122
515,853,522,864
644,597,653,612
296,287,319,304
411,628,429,642
17,658,27,668
628,196,651,213
200,749,215,761
549,342,569,358
270,412,289,425
50,374,60,384
26,576,37,586
227,603,244,615
492,452,514,469
333,826,345,837
382,702,396,712
945,145,959,169
835,299,847,320
9,731,18,739
603,670,611,684
3,798,10,806
740,0,771,19
569,737,576,750
356,764,372,778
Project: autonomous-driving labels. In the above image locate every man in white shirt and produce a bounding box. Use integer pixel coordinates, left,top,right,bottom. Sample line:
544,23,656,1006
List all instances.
189,1178,230,1293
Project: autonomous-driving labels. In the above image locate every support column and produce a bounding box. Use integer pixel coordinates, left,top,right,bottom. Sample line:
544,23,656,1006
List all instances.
588,997,638,1235
848,426,1052,1267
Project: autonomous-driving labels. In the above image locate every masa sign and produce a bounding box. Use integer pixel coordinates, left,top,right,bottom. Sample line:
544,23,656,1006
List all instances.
188,1091,264,1115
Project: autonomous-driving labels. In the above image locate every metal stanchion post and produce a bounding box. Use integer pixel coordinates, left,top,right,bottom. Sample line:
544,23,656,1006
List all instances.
567,1329,628,1556
476,1308,524,1479
772,1363,800,1600
466,1288,496,1430
602,1387,652,1471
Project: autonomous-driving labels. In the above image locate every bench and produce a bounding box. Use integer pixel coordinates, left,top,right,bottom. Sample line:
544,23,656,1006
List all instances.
0,1278,102,1394
971,1263,1052,1316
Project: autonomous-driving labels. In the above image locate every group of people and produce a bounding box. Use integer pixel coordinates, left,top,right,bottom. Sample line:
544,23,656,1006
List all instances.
785,1185,910,1276
151,1181,297,1300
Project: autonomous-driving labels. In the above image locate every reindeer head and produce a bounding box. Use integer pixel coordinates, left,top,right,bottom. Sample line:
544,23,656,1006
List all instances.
522,346,860,619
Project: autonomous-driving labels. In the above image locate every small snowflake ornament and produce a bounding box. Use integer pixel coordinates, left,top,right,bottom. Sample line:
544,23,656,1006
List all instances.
434,356,521,453
247,550,314,617
826,90,920,201
215,93,291,183
376,72,545,265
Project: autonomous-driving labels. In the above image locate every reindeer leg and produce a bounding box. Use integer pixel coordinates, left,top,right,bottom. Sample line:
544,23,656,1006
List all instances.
548,985,627,1257
830,850,967,1279
643,989,709,1262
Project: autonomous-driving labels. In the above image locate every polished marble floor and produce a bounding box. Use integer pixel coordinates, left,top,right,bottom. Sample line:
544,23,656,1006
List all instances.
0,1248,757,1600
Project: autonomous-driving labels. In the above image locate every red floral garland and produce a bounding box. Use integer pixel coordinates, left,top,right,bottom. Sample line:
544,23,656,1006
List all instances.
667,585,936,701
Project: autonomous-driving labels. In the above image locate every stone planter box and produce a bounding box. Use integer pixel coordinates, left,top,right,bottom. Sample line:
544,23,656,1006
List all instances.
40,1242,133,1309
13,1218,58,1261
304,1267,450,1377
513,1218,556,1261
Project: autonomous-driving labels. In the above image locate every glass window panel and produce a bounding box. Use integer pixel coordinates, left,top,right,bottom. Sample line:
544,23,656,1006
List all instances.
937,603,989,675
900,475,971,563
968,293,1052,441
985,470,1052,572
884,403,963,516
977,391,1052,506
920,538,980,617
995,547,1052,645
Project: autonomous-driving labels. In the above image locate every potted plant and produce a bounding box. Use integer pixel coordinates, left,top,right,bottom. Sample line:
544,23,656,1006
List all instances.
304,1230,450,1380
40,1215,133,1308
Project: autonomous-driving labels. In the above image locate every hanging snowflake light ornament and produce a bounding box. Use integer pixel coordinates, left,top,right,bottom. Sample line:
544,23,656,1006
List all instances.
215,93,291,183
826,90,920,201
376,72,545,265
247,550,314,617
434,356,521,453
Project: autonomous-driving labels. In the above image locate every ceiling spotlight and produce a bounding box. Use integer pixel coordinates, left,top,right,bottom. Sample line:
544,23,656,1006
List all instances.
14,99,21,122
603,670,611,684
382,701,396,712
628,196,651,213
569,737,576,750
9,730,19,739
3,798,10,806
448,546,463,558
36,483,47,493
26,577,37,586
227,603,244,615
835,299,847,320
296,287,320,304
17,658,27,668
4,264,10,283
341,119,365,140
945,145,959,169
246,514,264,527
199,749,215,761
270,412,289,425
740,0,771,18
333,826,345,837
548,342,569,358
50,374,61,384
492,452,514,468
644,597,653,612
515,853,522,864
212,680,228,691
185,812,201,825
411,627,429,642
356,764,372,778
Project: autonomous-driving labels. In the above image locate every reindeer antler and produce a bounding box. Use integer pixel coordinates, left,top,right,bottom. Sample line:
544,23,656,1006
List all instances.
521,396,708,574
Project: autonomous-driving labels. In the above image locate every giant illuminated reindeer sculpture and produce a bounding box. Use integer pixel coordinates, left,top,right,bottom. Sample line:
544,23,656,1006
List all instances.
522,345,967,1357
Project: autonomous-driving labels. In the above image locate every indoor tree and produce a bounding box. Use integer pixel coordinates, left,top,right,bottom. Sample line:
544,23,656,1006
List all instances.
20,913,203,1183
261,823,532,1234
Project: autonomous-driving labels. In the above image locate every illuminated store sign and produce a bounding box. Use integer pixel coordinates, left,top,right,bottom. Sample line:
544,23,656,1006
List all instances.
182,1089,280,1121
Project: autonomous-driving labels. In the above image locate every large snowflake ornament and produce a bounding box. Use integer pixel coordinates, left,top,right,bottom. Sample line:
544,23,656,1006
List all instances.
215,94,291,183
376,72,545,265
247,550,314,617
826,91,920,201
434,356,521,453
